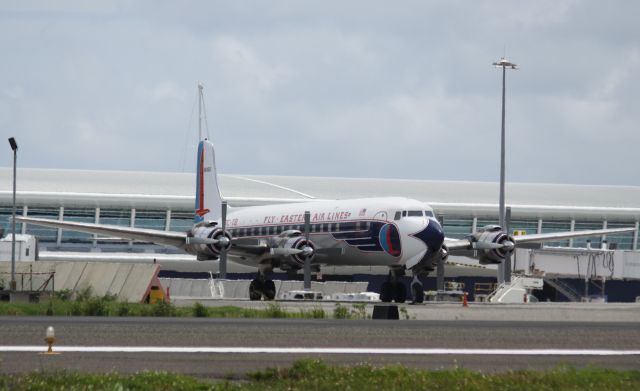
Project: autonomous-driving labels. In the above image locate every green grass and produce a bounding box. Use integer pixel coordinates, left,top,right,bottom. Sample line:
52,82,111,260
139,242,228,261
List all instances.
1,360,639,390
0,294,375,319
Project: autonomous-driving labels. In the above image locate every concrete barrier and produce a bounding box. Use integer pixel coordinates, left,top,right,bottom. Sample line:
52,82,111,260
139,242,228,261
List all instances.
160,278,368,300
0,261,161,303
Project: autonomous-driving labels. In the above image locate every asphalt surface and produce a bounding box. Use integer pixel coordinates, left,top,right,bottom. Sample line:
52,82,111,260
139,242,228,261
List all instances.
1,316,639,378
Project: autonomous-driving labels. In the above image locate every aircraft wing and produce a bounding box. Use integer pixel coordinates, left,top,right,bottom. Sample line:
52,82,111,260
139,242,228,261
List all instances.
511,227,636,245
16,217,187,248
444,227,636,251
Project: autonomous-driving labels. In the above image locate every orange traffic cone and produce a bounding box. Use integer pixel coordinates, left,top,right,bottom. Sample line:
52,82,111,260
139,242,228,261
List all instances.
462,292,468,307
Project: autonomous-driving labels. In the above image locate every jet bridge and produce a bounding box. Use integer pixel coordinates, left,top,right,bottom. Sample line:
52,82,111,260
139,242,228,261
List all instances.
513,248,640,280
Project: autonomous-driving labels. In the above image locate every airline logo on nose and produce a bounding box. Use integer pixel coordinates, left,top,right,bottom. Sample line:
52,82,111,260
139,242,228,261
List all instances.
410,220,444,254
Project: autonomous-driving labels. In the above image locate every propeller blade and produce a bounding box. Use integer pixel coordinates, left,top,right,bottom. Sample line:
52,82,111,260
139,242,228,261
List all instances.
186,237,219,245
270,247,303,256
304,211,311,242
221,201,227,231
219,201,228,278
472,240,515,251
472,241,507,250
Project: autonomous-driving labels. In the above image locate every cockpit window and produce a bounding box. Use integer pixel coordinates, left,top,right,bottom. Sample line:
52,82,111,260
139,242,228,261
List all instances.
394,211,401,220
407,210,423,217
425,210,434,217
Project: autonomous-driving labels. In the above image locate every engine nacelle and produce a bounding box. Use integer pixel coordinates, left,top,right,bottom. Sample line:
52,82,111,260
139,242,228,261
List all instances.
271,233,316,267
186,226,232,260
470,226,514,265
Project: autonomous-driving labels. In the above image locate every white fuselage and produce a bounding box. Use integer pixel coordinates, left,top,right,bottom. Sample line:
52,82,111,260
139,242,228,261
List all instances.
218,197,444,271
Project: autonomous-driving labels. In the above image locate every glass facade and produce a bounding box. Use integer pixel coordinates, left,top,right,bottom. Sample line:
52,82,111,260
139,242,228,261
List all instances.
0,205,23,237
604,222,635,250
541,220,572,247
509,219,540,236
572,220,605,248
62,208,95,243
170,211,195,233
135,209,166,231
98,209,131,244
441,217,474,239
24,207,59,243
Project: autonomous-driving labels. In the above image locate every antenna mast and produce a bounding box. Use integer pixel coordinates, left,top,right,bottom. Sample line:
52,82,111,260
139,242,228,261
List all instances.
198,82,204,141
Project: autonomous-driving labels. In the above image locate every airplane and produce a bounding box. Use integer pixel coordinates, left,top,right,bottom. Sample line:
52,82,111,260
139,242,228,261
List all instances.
17,138,636,303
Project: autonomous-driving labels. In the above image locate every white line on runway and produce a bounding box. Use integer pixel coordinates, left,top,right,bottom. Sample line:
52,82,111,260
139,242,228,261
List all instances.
2,346,640,356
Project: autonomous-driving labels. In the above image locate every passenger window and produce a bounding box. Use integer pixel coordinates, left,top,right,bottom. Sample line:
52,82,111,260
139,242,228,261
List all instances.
394,211,401,220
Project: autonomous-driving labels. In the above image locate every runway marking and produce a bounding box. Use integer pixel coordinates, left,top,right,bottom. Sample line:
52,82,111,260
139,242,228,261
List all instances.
2,346,640,356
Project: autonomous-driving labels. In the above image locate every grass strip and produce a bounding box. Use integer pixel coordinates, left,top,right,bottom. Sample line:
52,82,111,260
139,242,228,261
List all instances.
0,292,374,319
1,359,640,390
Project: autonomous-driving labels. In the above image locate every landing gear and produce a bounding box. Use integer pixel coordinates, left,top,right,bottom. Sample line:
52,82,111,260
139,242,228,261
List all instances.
380,268,407,303
411,274,425,304
249,267,276,301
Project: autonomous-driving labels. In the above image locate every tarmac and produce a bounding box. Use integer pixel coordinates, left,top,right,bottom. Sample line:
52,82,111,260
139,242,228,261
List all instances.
1,315,639,377
171,299,640,322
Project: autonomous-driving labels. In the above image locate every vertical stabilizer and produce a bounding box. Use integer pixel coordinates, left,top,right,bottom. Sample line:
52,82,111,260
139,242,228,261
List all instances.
194,139,223,224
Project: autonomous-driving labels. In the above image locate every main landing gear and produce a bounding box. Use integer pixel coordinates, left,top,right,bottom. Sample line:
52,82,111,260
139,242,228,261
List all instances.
380,269,426,304
380,268,407,303
249,267,276,301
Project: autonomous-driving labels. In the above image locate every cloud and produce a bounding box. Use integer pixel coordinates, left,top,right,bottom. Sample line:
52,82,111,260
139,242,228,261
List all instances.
1,1,639,186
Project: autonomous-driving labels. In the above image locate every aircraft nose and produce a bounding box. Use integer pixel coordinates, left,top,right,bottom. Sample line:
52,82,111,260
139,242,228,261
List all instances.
410,218,444,254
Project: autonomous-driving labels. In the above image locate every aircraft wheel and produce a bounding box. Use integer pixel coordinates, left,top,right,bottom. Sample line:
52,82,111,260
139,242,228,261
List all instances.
249,279,262,301
263,280,276,301
380,282,393,302
393,282,407,303
411,281,425,304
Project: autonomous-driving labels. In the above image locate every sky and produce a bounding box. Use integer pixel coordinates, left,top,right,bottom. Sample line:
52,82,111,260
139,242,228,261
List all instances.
1,0,639,186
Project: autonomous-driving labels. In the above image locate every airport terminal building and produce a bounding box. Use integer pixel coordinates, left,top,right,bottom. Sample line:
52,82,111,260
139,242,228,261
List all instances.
1,167,638,253
2,167,640,302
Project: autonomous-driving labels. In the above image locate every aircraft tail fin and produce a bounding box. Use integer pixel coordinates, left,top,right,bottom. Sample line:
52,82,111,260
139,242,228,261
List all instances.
194,139,223,224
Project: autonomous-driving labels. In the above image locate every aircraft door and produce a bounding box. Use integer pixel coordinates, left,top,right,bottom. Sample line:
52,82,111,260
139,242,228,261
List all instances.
373,211,388,221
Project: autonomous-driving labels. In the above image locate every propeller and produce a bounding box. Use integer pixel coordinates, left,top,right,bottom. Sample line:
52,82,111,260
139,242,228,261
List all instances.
219,201,228,278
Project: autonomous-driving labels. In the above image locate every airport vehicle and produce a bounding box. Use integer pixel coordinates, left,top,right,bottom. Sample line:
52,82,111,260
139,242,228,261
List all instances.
17,138,635,303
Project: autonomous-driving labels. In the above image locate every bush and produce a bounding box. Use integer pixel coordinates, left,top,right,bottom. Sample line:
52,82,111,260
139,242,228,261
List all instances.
350,303,369,319
192,302,208,317
309,306,326,319
117,303,130,317
149,301,176,317
83,296,109,316
54,289,73,301
333,304,349,319
264,303,287,318
75,287,93,302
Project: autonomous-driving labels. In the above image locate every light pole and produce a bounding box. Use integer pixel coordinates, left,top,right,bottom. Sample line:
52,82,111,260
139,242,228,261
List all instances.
493,57,517,284
8,137,18,291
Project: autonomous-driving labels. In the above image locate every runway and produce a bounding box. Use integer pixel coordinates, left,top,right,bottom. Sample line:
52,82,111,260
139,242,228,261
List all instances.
1,316,639,377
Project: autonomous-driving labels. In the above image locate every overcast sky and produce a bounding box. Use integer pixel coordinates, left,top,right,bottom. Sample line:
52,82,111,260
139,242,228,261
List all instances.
1,0,639,186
